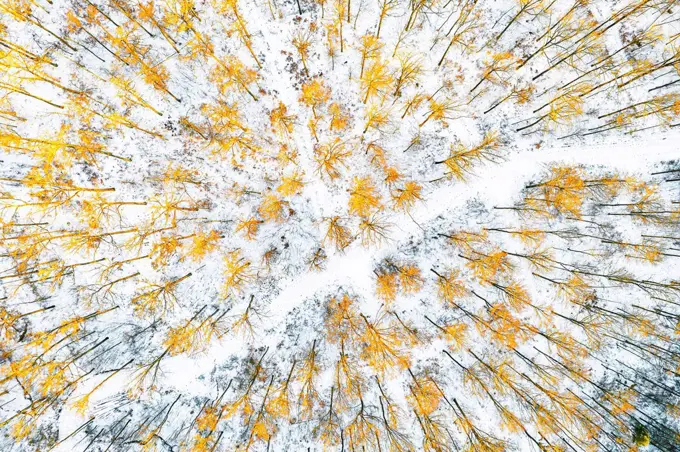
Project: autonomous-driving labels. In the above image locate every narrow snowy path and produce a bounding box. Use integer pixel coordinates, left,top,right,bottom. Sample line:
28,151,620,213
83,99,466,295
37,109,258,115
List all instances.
266,133,680,324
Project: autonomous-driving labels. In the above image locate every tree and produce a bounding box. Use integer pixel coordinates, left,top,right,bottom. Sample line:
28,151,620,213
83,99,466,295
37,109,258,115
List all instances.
131,273,192,317
426,316,468,350
328,102,350,131
223,250,254,295
270,102,297,138
164,307,221,356
323,216,354,251
392,53,422,97
185,230,221,262
300,78,331,118
363,104,392,133
348,176,382,217
230,295,264,340
258,193,288,223
295,340,321,420
375,0,397,38
277,171,305,197
359,312,410,376
494,0,547,42
435,131,501,181
437,0,482,66
210,56,259,100
361,58,393,103
292,28,313,73
391,181,422,212
315,138,351,179
334,344,363,413
431,268,467,305
375,271,398,303
470,52,518,93
314,387,341,447
633,423,650,446
358,34,383,78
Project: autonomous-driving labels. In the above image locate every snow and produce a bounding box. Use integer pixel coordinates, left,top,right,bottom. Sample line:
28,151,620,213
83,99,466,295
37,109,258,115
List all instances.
2,0,680,449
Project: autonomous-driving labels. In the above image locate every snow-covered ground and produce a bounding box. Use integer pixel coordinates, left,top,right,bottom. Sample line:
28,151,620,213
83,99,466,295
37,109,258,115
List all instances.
2,0,680,449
